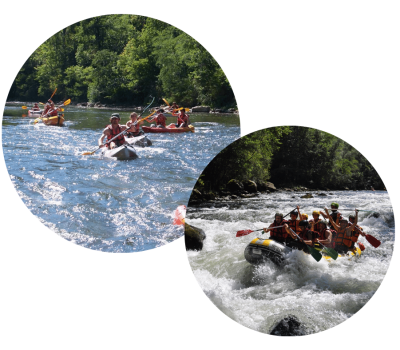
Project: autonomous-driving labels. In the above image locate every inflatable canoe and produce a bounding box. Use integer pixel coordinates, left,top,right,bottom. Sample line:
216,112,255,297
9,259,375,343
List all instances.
34,114,65,126
101,144,138,160
244,238,362,266
28,109,42,117
125,134,152,147
142,125,195,133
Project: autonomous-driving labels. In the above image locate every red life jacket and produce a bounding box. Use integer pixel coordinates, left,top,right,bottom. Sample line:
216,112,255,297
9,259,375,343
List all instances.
329,211,342,227
269,219,288,242
319,227,333,248
309,219,323,232
334,227,353,248
106,124,125,145
178,113,188,125
49,109,58,116
299,229,319,242
156,114,167,127
348,223,362,248
288,219,301,234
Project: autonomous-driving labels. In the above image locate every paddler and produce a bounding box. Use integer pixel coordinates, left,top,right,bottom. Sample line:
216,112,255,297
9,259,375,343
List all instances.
149,108,167,128
287,205,302,234
126,112,143,137
284,220,320,252
309,210,323,232
98,113,127,149
320,202,342,229
348,214,366,249
324,207,359,253
32,103,40,111
313,220,333,247
176,108,190,128
262,212,290,244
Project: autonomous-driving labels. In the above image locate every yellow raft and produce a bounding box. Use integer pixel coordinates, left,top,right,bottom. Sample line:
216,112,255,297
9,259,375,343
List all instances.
34,114,65,126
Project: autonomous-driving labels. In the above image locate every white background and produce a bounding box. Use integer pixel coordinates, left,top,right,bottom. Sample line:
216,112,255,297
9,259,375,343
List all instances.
1,1,399,349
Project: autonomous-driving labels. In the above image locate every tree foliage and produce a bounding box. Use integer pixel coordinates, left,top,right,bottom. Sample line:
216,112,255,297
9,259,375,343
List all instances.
8,15,236,108
196,127,385,192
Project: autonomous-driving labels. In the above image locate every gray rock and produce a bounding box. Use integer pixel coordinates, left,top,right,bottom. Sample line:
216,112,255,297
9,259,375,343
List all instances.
270,315,307,336
301,193,313,199
185,224,206,251
227,179,243,192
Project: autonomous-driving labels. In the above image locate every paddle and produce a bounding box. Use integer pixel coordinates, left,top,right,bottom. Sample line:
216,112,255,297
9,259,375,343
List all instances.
365,234,381,248
289,228,322,262
329,209,372,212
162,98,170,107
138,96,155,118
236,225,285,237
316,241,338,260
49,87,57,99
173,107,190,112
33,99,71,124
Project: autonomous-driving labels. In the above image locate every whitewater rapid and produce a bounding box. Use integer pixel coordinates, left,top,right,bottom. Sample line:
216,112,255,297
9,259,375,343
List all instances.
186,190,394,335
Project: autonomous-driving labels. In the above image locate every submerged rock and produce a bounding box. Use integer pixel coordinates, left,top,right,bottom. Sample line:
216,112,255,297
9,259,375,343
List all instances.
270,315,307,336
301,193,313,198
185,223,206,251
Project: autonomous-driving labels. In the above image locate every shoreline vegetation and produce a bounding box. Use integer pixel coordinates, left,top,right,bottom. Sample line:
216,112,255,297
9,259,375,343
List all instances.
189,126,385,205
7,15,236,110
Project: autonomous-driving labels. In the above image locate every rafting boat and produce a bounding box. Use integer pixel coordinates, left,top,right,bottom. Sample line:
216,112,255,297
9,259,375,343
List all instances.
125,134,152,147
244,238,362,266
28,109,42,117
34,114,65,126
142,124,195,133
101,144,138,160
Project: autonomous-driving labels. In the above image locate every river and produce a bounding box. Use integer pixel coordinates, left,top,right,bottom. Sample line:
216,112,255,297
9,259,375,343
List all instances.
2,104,240,252
186,190,394,335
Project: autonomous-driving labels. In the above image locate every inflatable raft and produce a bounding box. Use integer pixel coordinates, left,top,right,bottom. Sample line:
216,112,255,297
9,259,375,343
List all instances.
28,109,42,117
142,125,195,133
34,114,65,126
244,238,362,266
126,134,152,147
101,144,138,160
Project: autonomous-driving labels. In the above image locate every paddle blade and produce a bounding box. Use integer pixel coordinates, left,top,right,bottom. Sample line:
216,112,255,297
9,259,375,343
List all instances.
236,229,254,237
33,118,40,124
63,99,71,106
365,234,381,248
173,205,186,225
22,106,28,109
22,114,27,118
358,242,366,251
323,247,338,260
308,246,322,262
162,98,170,106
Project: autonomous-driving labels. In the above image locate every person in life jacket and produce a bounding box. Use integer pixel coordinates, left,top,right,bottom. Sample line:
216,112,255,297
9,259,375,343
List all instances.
98,113,128,149
126,112,143,137
348,214,366,248
41,102,51,116
262,212,290,244
149,109,167,128
309,210,324,232
284,220,320,253
176,108,190,128
324,207,359,253
287,205,302,234
301,213,308,220
321,202,343,229
313,220,334,248
32,103,40,111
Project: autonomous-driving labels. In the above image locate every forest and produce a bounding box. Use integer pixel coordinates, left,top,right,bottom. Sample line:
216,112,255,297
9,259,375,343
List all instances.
195,126,385,191
7,15,236,109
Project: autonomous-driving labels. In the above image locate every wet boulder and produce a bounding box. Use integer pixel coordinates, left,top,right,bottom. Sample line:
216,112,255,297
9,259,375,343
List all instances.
227,179,243,192
266,182,278,192
270,315,307,336
243,180,257,193
301,193,313,199
185,223,206,251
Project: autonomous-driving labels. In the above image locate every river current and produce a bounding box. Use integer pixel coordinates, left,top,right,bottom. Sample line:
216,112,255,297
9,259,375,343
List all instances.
2,104,240,252
186,190,394,335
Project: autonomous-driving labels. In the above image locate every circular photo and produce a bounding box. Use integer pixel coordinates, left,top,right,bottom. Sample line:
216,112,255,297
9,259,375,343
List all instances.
2,14,240,252
185,126,394,335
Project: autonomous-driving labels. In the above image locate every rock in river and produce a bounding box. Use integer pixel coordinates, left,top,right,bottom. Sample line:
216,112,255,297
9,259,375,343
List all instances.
185,223,206,251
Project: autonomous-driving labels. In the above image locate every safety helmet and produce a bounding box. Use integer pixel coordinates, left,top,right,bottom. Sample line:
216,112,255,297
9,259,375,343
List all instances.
340,218,348,223
349,214,356,219
111,113,120,119
290,210,298,217
275,212,284,218
319,220,328,227
299,220,309,227
312,210,320,215
331,202,339,209
302,213,308,220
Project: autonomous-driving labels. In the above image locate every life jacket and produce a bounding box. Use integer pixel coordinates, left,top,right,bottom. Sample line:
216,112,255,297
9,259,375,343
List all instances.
49,109,58,116
178,113,188,125
299,229,319,243
287,219,301,234
334,227,353,249
319,227,333,248
348,223,362,248
329,211,342,227
106,124,125,146
269,219,289,243
156,114,167,127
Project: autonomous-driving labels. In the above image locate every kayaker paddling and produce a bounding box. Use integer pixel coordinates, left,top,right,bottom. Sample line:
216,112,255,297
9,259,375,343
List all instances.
176,108,190,128
262,212,290,244
287,205,302,234
321,202,343,229
284,220,319,252
313,220,333,247
126,112,143,137
99,113,128,149
32,103,40,111
148,109,167,128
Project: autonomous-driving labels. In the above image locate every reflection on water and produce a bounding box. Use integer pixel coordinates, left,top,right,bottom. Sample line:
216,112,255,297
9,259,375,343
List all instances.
2,104,240,252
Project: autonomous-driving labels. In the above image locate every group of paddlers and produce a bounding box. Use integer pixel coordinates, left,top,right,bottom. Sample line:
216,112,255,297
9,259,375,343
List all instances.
98,107,191,149
263,202,365,254
31,100,60,117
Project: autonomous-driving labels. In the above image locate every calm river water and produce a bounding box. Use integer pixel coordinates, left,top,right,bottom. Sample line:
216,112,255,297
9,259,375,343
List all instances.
186,190,394,335
2,104,240,252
